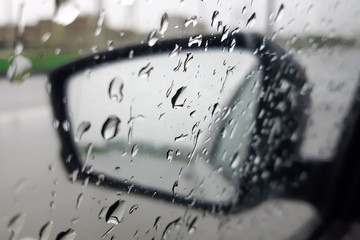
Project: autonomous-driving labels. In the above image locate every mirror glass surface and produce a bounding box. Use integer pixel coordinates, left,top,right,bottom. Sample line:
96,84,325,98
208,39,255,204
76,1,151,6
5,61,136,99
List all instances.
66,49,262,205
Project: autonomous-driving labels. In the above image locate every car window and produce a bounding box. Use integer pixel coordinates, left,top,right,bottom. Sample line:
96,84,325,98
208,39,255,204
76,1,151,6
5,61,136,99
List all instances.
1,0,360,239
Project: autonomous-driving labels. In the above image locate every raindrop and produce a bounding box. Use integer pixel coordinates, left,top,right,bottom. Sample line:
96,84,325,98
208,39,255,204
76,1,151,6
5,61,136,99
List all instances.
230,152,241,169
62,120,70,132
147,30,159,47
53,1,80,26
153,216,161,230
274,4,284,22
101,116,121,140
229,38,236,52
95,9,105,36
107,40,114,50
75,121,91,142
188,35,202,47
55,228,76,240
183,53,193,72
99,206,109,219
167,149,174,162
173,60,182,72
109,77,124,102
169,44,182,57
7,55,32,83
188,216,197,235
138,63,154,79
211,11,219,27
76,193,83,209
41,32,51,43
242,6,247,14
246,12,256,29
161,217,181,240
129,204,139,214
172,181,178,196
159,13,169,35
69,169,78,183
81,143,93,172
166,80,174,98
217,21,223,33
15,43,24,55
8,213,27,239
71,217,80,225
184,16,198,27
96,173,105,185
171,86,187,108
39,220,53,240
174,134,188,142
106,200,126,225
221,25,230,42
131,144,139,157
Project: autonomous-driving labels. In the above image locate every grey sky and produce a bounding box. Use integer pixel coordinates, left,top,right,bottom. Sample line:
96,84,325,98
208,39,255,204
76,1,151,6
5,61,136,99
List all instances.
0,0,359,37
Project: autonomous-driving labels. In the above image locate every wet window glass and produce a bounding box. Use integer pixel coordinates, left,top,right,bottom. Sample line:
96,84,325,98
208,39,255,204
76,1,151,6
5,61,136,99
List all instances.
1,0,360,239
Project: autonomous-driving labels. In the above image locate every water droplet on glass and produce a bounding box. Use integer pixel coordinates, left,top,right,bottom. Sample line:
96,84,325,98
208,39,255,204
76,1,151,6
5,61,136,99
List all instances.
211,11,219,27
129,204,139,214
138,63,154,79
188,216,197,235
39,220,53,240
217,21,223,33
52,119,60,129
172,181,178,196
153,216,161,230
7,55,32,83
173,60,182,72
188,35,202,47
53,1,80,26
147,30,159,47
95,9,105,36
69,169,78,183
183,53,193,72
109,77,124,102
171,86,187,108
41,32,51,43
169,44,182,57
131,144,139,157
62,120,70,132
167,149,174,162
8,213,27,239
184,16,198,27
242,6,247,14
159,13,169,35
96,173,105,185
229,39,236,52
76,193,83,209
174,134,188,142
71,217,80,225
55,228,76,240
75,121,91,142
162,217,181,240
106,200,126,225
15,43,24,55
230,152,241,169
274,4,284,22
221,25,229,42
101,116,121,140
246,12,256,29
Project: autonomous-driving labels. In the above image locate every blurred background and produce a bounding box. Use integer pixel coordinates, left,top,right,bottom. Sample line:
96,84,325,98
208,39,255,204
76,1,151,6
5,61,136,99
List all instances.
0,0,359,74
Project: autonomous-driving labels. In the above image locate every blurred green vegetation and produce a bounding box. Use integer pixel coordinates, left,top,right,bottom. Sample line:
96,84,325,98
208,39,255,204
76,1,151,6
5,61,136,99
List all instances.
0,51,77,74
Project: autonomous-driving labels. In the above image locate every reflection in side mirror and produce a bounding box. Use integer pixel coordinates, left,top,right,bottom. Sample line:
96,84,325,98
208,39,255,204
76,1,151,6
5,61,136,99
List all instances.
50,34,309,213
67,50,262,205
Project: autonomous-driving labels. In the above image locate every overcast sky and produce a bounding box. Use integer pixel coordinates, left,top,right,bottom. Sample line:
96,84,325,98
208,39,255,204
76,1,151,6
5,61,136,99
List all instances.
0,0,359,37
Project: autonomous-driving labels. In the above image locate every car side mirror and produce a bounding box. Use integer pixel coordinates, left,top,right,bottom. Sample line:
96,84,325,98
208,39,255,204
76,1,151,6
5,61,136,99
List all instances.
49,33,311,214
